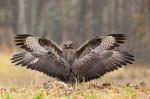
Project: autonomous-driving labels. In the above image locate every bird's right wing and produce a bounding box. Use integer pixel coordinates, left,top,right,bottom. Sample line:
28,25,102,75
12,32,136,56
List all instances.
15,34,62,55
11,51,70,81
72,50,134,82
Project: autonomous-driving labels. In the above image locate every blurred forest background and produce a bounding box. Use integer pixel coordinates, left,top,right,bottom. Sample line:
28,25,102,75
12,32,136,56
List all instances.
0,0,150,65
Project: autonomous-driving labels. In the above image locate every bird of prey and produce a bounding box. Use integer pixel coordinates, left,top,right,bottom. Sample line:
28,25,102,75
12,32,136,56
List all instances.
11,34,134,83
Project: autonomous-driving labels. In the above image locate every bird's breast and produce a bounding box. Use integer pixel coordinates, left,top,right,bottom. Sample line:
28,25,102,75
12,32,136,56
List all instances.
62,49,76,65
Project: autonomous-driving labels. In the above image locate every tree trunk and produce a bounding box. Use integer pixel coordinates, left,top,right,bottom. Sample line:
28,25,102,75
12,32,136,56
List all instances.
17,0,28,34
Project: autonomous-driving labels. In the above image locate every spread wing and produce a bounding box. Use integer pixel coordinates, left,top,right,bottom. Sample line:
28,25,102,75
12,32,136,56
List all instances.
11,51,70,81
76,34,125,57
72,50,134,82
15,34,62,55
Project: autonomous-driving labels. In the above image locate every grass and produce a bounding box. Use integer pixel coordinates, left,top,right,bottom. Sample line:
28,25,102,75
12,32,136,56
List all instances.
0,81,149,99
0,50,150,98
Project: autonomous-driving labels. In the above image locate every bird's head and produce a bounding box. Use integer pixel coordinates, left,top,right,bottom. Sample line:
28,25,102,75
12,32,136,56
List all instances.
63,40,74,49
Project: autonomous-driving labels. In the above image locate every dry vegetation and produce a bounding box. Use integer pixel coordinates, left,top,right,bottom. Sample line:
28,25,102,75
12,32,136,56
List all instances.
0,50,150,99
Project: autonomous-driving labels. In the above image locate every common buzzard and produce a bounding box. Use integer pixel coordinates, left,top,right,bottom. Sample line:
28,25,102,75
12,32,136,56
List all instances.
11,34,134,82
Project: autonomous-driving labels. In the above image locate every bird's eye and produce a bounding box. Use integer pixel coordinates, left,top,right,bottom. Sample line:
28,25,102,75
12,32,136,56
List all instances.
47,51,52,54
64,45,67,47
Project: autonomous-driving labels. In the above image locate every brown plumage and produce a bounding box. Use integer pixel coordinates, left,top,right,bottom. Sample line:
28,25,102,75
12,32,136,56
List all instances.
11,34,134,83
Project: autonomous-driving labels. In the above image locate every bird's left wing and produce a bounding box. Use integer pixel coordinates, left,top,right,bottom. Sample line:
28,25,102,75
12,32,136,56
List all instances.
72,50,134,82
76,34,125,57
11,51,70,81
15,34,62,55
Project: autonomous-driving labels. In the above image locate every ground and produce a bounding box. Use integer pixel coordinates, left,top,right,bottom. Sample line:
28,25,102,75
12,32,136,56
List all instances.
0,79,150,99
0,51,150,99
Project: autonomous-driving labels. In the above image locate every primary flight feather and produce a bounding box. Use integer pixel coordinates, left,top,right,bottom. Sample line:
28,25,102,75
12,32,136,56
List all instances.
11,34,134,82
